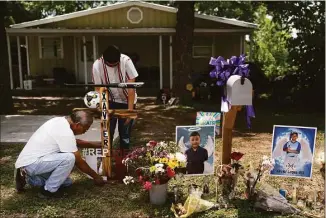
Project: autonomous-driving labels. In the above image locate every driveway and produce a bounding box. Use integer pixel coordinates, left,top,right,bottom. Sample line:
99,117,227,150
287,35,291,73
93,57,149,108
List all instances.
0,115,118,144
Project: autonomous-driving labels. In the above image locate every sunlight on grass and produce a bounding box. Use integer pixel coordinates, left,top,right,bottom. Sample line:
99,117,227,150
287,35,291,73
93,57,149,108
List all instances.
1,98,324,217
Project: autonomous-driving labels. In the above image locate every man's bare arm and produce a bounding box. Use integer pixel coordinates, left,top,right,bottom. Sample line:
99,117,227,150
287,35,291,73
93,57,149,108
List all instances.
73,151,105,186
76,139,102,149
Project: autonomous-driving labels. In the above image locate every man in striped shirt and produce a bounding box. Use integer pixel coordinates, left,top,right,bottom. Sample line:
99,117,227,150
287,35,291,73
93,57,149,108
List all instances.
92,45,138,156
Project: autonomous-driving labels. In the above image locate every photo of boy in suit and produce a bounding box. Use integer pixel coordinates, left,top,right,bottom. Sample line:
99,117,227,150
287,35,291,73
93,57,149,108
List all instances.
185,131,208,174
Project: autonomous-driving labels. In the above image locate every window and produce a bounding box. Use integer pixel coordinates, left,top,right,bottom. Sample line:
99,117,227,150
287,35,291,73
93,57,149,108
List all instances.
39,37,63,59
193,46,213,58
127,7,143,24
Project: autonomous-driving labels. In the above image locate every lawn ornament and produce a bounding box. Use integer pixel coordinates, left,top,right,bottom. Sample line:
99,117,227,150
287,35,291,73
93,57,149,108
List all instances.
162,93,167,106
84,91,100,109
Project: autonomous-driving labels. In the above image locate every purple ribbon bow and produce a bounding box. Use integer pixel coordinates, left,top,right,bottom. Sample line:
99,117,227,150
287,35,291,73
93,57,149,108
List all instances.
209,54,255,129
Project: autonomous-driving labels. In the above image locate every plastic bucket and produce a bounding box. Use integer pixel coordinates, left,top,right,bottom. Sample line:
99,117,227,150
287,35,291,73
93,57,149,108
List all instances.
149,183,168,205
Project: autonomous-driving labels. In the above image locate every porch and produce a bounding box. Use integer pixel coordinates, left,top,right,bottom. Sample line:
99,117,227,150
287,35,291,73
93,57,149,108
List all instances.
6,33,175,90
6,1,256,92
6,31,247,92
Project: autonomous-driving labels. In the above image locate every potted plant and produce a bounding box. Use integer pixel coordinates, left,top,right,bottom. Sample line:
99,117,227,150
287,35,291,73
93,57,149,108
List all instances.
122,141,187,205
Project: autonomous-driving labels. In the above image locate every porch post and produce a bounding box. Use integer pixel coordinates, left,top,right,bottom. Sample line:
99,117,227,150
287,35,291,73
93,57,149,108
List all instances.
169,35,173,89
73,37,78,81
6,34,13,89
17,36,23,89
83,36,88,85
240,35,243,55
25,36,30,76
159,35,163,89
249,34,253,61
92,35,97,61
242,35,245,55
212,36,216,56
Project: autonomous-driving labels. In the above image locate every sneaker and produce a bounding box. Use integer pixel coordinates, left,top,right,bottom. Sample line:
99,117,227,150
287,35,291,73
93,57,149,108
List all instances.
38,186,63,199
14,168,26,193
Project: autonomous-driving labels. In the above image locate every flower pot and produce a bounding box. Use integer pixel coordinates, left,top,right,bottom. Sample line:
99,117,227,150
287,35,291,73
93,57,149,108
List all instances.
149,183,168,205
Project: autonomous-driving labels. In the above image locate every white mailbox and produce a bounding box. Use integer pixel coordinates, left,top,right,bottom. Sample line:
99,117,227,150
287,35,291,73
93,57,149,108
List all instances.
226,75,252,106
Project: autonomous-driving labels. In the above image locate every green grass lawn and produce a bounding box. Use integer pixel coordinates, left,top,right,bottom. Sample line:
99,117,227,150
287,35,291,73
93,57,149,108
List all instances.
1,98,324,217
1,135,324,218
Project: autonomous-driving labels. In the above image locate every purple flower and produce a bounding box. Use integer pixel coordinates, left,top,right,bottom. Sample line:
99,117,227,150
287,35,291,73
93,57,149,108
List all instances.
229,56,238,65
216,80,224,86
209,70,217,78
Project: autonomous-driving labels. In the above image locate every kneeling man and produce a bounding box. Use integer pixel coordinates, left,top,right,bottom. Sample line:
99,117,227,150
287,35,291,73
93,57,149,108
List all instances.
15,110,105,198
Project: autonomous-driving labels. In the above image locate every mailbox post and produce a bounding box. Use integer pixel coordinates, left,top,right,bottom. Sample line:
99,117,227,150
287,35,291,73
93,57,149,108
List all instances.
222,75,253,164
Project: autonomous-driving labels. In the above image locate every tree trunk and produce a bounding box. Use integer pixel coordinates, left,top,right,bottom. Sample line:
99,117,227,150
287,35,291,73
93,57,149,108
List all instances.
0,1,14,114
173,1,195,105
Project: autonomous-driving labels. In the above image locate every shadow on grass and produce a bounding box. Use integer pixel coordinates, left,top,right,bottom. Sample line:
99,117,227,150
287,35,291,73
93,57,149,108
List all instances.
0,144,173,217
1,144,310,218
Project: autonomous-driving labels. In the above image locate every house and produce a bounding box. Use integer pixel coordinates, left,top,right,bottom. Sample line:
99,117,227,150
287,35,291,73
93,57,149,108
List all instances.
6,1,257,91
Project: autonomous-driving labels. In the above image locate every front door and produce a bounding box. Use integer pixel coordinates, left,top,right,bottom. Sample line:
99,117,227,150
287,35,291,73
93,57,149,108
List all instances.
78,38,94,83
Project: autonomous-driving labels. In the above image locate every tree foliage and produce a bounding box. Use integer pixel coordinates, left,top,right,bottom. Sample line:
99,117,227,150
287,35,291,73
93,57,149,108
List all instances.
267,1,325,87
250,5,293,79
267,1,325,110
4,1,114,27
195,1,261,22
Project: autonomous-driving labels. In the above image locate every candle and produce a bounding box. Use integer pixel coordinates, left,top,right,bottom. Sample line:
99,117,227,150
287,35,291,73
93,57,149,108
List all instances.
292,183,299,204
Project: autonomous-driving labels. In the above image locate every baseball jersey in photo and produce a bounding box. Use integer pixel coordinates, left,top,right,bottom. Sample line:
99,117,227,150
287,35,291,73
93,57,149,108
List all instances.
283,141,301,158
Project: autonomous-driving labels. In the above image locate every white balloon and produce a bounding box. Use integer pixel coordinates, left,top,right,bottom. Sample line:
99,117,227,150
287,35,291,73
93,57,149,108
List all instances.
84,91,100,108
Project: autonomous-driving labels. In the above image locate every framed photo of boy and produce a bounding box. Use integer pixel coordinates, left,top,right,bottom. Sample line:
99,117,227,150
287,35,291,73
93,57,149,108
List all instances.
176,125,215,176
270,125,317,179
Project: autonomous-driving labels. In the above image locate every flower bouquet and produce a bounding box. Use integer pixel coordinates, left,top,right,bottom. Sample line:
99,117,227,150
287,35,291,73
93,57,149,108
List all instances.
243,155,275,200
122,141,187,205
241,156,312,216
216,152,245,204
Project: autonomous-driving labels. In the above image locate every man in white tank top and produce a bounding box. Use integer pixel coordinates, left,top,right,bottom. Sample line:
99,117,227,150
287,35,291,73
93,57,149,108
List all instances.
92,45,139,180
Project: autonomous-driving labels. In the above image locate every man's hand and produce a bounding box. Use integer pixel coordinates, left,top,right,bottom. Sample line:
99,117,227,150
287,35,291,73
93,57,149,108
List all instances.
74,151,106,187
93,175,106,186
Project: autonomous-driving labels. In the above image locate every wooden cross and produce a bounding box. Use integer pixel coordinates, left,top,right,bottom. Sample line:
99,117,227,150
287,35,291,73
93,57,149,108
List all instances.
68,82,143,179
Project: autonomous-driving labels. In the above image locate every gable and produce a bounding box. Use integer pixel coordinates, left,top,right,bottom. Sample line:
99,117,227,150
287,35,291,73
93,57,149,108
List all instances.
10,1,257,30
37,6,176,29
